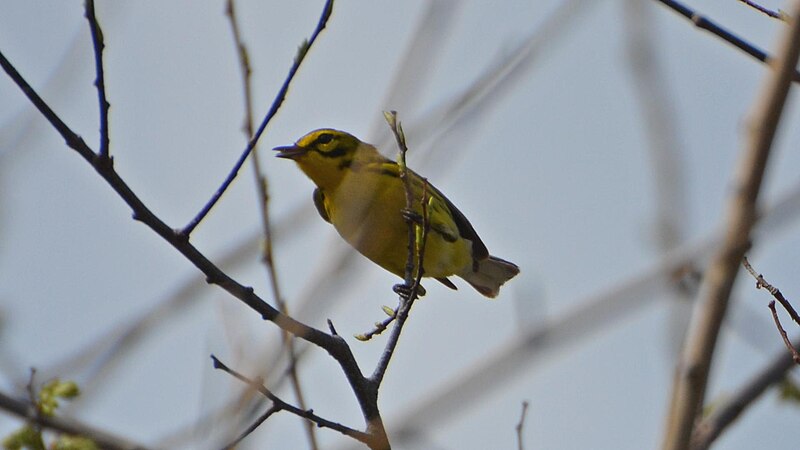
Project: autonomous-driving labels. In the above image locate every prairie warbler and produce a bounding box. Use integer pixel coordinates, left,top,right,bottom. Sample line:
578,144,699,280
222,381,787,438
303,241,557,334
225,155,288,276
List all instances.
275,129,519,298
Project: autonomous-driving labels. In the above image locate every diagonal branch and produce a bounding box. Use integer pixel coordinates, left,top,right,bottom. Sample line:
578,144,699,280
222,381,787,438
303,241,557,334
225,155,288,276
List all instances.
737,0,787,20
741,257,800,363
662,3,800,449
181,0,334,237
654,0,800,82
690,335,800,449
211,356,372,447
221,404,280,450
0,390,149,450
742,256,800,326
766,301,800,363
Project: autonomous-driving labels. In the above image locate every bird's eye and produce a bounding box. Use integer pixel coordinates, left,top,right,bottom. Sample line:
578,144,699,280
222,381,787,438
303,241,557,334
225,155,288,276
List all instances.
317,133,333,145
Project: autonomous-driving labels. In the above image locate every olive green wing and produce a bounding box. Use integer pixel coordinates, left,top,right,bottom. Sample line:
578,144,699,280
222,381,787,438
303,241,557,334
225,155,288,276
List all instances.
357,160,490,261
403,166,489,261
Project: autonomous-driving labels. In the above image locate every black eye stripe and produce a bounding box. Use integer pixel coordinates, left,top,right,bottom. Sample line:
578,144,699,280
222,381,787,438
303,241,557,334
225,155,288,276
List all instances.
317,144,348,158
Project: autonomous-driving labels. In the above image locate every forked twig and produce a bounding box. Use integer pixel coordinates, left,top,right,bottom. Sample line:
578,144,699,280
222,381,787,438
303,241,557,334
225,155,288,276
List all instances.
742,257,800,363
182,0,334,236
211,355,372,446
767,301,800,363
742,257,800,325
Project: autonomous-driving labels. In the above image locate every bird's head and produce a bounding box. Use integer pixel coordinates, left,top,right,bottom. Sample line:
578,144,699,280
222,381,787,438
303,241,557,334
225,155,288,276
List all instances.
274,129,380,190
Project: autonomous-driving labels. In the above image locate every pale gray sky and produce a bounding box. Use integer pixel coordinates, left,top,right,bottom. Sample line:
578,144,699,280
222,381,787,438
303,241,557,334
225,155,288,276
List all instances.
2,1,800,449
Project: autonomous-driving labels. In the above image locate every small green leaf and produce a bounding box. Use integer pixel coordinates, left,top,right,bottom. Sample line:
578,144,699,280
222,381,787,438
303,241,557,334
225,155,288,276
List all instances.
2,425,44,450
52,435,99,450
778,377,800,404
51,381,80,399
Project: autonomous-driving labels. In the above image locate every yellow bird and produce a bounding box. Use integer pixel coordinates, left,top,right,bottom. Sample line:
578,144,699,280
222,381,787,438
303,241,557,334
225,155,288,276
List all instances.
274,129,519,298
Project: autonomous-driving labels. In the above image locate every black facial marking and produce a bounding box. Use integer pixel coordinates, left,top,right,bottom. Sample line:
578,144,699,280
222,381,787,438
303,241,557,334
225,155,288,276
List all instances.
319,144,348,158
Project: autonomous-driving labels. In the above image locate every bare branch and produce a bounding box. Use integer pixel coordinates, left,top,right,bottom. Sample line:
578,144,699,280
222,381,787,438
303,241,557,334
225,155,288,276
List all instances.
654,0,800,82
741,257,800,362
181,0,335,236
742,256,800,325
690,335,800,449
220,405,280,450
211,355,372,446
662,2,800,448
767,301,800,363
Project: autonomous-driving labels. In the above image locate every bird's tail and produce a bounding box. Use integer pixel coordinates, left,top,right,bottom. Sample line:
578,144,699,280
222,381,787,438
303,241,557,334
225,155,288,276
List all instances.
461,256,520,298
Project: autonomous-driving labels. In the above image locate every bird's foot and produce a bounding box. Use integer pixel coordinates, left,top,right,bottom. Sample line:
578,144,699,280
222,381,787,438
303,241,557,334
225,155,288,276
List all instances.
393,283,426,300
401,208,424,225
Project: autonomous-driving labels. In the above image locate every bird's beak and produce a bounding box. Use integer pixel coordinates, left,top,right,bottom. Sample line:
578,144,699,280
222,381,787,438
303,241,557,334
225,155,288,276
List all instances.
273,144,308,159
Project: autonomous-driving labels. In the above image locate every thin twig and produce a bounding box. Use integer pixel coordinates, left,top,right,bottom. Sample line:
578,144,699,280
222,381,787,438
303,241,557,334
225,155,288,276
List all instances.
84,0,111,158
737,0,787,21
356,162,430,344
516,401,530,450
662,2,800,448
355,306,397,342
767,301,800,363
224,1,317,448
210,355,372,446
741,257,800,363
742,256,800,325
181,0,334,237
690,335,800,449
654,0,800,82
370,112,430,387
220,404,280,450
0,390,150,450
